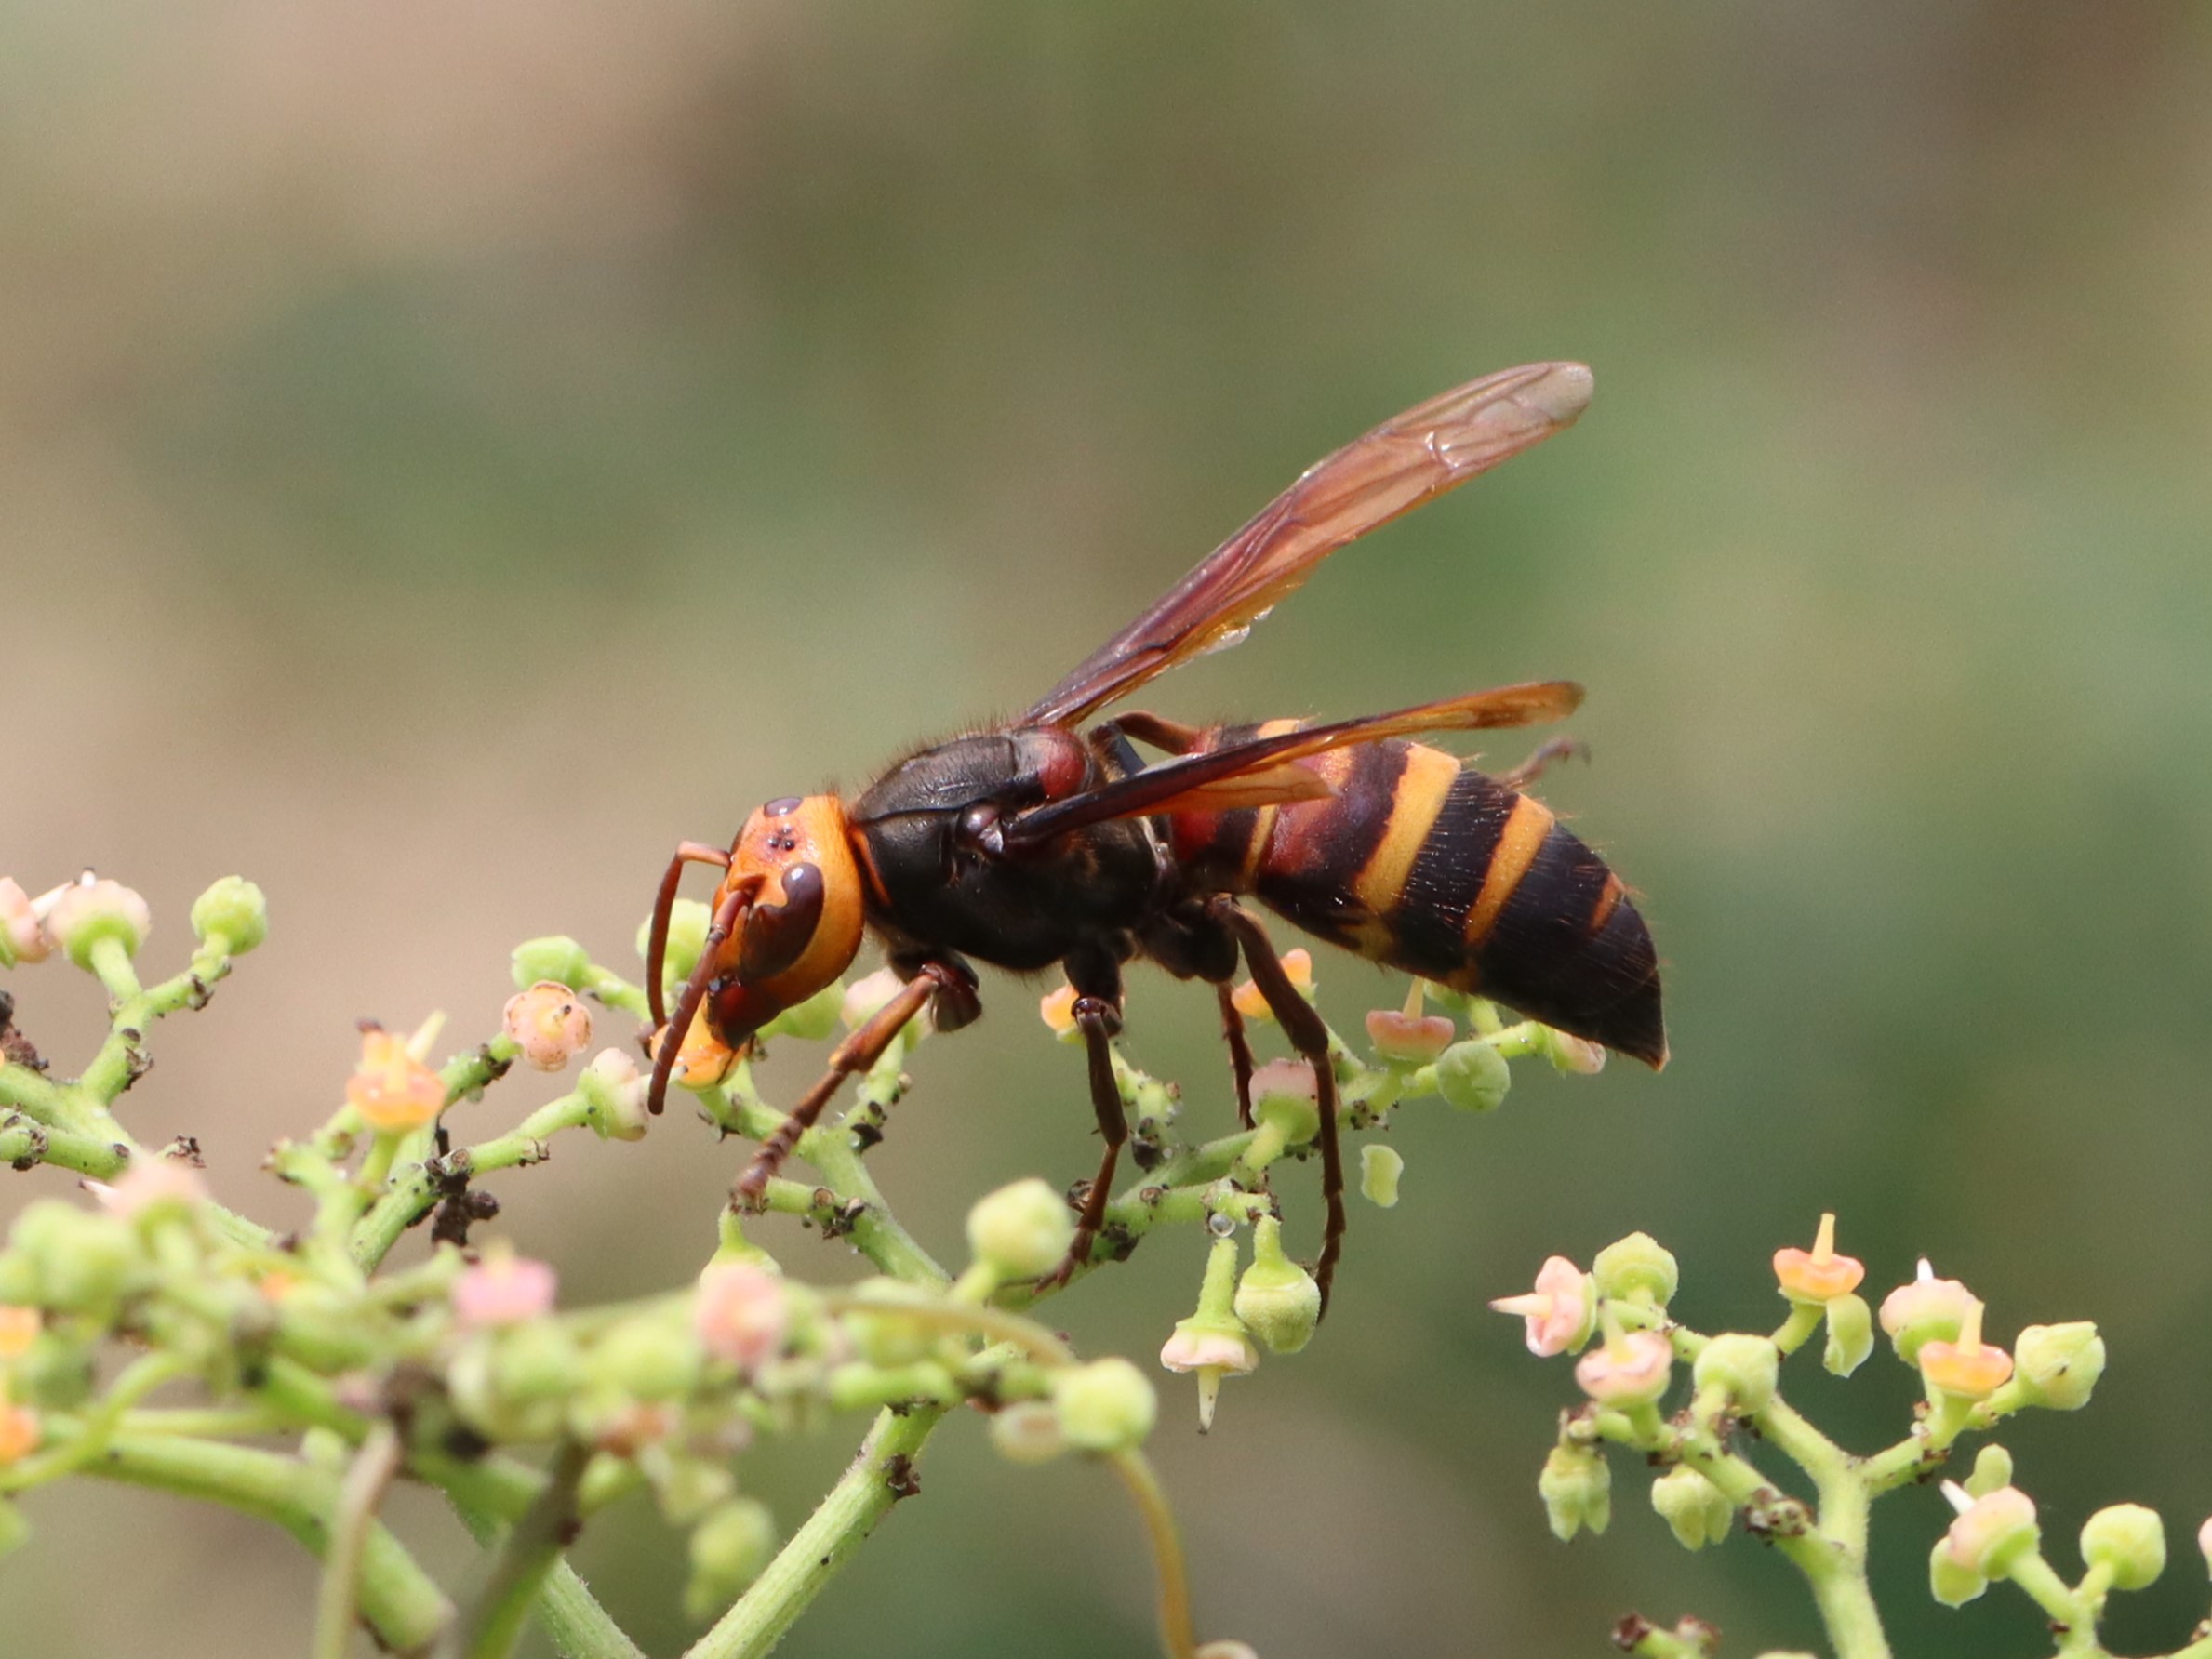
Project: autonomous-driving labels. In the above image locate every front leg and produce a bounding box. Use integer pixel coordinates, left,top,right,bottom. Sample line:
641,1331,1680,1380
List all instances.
732,958,973,1206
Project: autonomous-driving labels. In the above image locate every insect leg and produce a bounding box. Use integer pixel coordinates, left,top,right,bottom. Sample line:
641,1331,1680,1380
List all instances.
1111,710,1206,755
1036,994,1131,1290
646,841,735,1030
1495,736,1589,792
1216,983,1256,1130
1209,897,1346,1317
647,883,751,1117
730,962,956,1207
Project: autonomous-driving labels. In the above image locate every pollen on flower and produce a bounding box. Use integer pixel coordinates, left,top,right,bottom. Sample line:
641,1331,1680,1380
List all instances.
502,981,593,1072
1490,1256,1595,1357
347,1025,448,1134
1230,948,1313,1019
453,1249,558,1328
693,1263,789,1372
1773,1213,1866,1303
0,1305,39,1358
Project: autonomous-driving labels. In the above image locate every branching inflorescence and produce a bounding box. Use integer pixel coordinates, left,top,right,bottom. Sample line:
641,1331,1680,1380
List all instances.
0,870,1601,1659
1498,1214,2212,1659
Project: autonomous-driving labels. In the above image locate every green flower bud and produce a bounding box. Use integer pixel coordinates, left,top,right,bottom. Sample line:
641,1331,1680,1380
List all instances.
1965,1444,2014,1498
2080,1504,2165,1592
1053,1358,1157,1452
592,1317,702,1401
495,1321,588,1405
1592,1232,1678,1309
447,1332,569,1442
1650,1465,1734,1551
1359,1143,1403,1208
1928,1535,1988,1607
685,1497,777,1621
2012,1322,2105,1412
989,1400,1067,1465
511,935,591,990
1822,1293,1874,1377
638,899,711,994
652,1455,738,1527
966,1178,1076,1282
1251,1070,1321,1150
579,1049,650,1142
190,877,269,955
10,1201,140,1314
1538,1441,1611,1541
1434,1040,1512,1112
759,979,845,1042
1233,1216,1322,1355
1691,1334,1779,1413
840,1278,939,1368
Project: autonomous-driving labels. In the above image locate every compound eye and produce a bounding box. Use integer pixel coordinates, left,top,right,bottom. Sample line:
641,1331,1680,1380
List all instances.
738,862,825,981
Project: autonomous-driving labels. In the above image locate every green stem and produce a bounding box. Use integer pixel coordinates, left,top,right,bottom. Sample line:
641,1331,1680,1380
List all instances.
437,1441,593,1659
313,1423,404,1659
1108,1450,1196,1659
351,1093,592,1271
684,1405,947,1659
87,1431,450,1652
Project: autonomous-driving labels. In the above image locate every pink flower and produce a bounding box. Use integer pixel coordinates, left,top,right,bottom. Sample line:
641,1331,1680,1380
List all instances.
502,981,593,1072
87,1160,210,1219
1885,1265,1973,1345
0,879,52,963
1365,1007,1457,1065
1574,1328,1673,1406
1158,1326,1259,1375
693,1264,789,1372
1490,1255,1596,1357
1940,1481,2039,1576
452,1251,558,1327
43,876,151,962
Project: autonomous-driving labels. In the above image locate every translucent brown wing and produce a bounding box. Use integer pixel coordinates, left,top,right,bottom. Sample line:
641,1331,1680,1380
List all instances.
1003,681,1583,848
1020,362,1593,729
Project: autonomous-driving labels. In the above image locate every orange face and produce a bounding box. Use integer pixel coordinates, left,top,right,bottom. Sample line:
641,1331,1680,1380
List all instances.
700,794,866,1050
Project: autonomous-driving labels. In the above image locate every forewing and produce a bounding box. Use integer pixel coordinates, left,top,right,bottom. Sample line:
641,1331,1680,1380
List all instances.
1021,361,1593,727
1003,681,1583,847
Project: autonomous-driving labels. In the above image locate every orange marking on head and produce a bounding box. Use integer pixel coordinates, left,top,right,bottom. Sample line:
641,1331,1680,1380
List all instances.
1461,793,1556,951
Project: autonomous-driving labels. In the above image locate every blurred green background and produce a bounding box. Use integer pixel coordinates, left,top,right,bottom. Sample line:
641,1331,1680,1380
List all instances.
7,3,2211,1654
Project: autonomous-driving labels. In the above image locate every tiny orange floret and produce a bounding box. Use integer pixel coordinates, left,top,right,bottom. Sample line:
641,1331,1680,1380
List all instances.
1037,984,1079,1036
1231,949,1313,1020
0,1402,41,1465
1773,1212,1865,1304
0,1305,39,1358
347,1028,447,1135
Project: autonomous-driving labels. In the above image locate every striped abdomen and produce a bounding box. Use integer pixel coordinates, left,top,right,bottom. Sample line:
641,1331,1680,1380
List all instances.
1166,723,1667,1068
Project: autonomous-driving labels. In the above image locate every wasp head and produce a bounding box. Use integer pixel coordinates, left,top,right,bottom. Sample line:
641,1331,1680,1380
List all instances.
698,794,866,1051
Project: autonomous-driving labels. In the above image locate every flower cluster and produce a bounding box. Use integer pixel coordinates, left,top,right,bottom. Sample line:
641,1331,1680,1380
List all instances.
1488,1218,2209,1659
